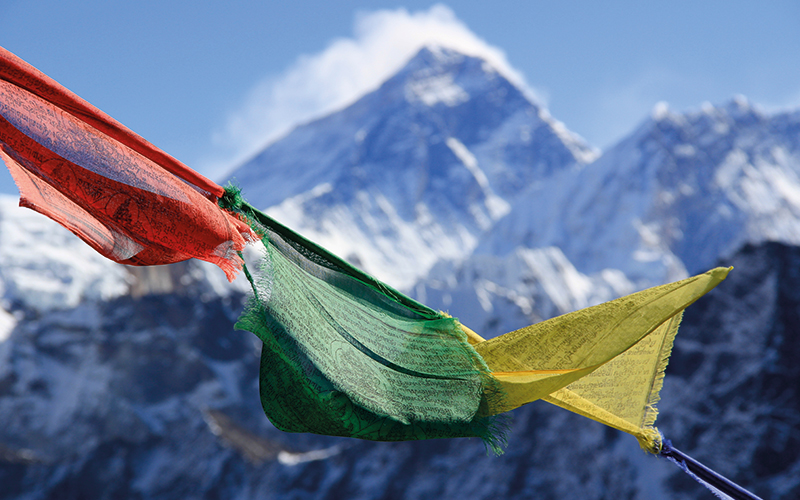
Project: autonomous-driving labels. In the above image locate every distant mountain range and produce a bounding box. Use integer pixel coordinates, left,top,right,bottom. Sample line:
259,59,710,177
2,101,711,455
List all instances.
228,45,800,342
227,46,597,290
1,45,798,499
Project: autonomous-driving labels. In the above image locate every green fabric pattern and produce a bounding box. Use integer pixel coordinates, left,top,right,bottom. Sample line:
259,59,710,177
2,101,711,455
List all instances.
219,187,507,452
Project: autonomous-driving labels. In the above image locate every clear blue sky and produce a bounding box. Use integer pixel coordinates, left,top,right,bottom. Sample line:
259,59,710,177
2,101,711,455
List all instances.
2,1,799,194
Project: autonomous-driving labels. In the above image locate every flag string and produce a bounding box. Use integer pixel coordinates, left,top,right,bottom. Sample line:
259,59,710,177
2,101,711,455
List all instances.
660,438,762,500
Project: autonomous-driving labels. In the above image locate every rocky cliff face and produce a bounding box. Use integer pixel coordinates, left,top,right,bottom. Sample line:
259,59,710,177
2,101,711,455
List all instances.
1,243,795,499
658,241,800,499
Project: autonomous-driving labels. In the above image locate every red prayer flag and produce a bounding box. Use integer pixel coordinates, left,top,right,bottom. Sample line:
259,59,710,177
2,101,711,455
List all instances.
0,46,254,280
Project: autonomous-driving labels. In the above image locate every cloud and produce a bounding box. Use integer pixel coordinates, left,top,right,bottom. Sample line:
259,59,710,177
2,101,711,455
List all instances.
208,4,533,178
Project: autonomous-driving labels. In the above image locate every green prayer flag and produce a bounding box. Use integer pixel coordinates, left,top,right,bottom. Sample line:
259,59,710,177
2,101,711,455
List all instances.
221,189,508,452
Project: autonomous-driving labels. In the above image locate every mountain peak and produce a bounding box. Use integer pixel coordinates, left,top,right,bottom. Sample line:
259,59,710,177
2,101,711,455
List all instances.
398,44,508,80
633,96,766,146
725,94,752,113
404,45,467,69
693,95,762,124
227,45,595,289
720,94,763,123
484,92,800,289
651,101,672,121
382,45,519,110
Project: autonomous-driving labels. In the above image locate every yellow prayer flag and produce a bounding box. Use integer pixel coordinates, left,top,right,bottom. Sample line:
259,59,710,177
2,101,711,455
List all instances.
469,267,730,453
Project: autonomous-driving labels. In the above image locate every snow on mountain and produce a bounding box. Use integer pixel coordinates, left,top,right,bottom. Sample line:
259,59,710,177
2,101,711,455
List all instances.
227,46,597,289
479,97,800,287
228,47,800,333
0,307,14,343
417,246,635,338
420,97,800,338
0,196,130,313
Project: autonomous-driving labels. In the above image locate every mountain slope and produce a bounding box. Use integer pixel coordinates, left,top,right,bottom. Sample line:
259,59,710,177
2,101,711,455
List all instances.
417,246,635,339
227,46,596,289
658,241,800,499
480,98,800,286
2,242,795,499
0,197,129,313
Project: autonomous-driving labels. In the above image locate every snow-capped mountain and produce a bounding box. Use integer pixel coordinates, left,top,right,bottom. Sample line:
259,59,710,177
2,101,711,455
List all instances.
0,197,129,313
424,97,800,337
227,46,596,289
2,44,800,499
480,97,800,286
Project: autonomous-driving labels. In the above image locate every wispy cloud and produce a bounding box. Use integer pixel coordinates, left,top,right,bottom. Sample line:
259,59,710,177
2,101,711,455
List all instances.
206,4,534,179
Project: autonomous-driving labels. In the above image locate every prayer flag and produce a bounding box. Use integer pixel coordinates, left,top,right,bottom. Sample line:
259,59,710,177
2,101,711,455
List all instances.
473,268,729,452
0,45,728,454
220,190,730,453
2,45,760,498
0,46,253,280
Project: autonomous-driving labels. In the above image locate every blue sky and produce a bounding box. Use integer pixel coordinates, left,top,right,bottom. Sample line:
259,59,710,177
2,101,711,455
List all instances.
2,1,799,194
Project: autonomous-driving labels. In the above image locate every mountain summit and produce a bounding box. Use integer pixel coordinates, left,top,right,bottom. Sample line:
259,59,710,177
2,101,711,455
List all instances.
227,46,596,288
